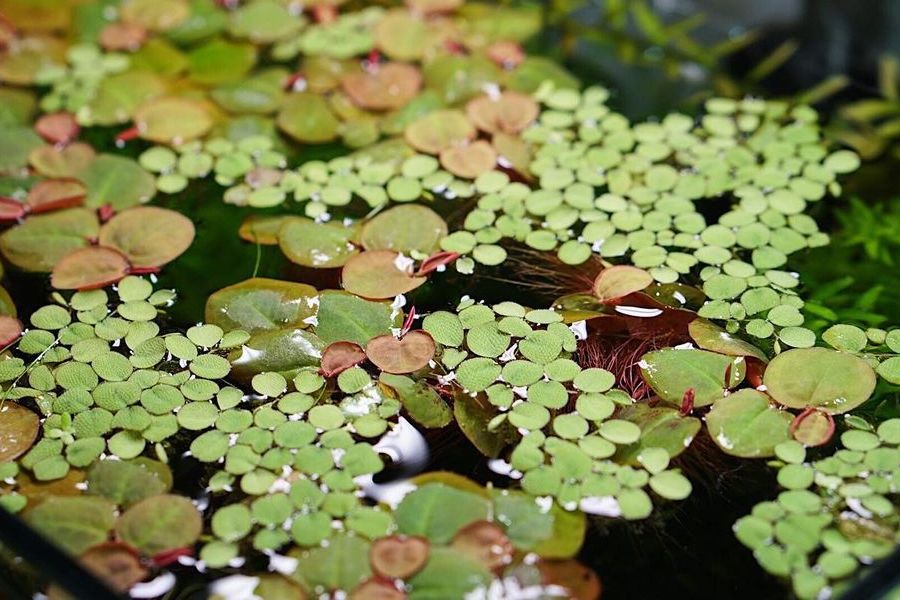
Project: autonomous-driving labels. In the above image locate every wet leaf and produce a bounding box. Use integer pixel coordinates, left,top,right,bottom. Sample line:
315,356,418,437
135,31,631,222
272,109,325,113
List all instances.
279,217,359,268
115,493,202,555
593,266,654,303
763,348,876,414
688,318,768,362
238,215,292,245
188,38,257,85
98,206,195,268
316,291,394,346
321,341,367,377
341,251,427,299
0,402,39,462
205,278,317,334
51,246,131,290
360,205,447,255
229,327,324,383
612,403,700,465
640,348,746,408
366,331,435,374
706,389,793,458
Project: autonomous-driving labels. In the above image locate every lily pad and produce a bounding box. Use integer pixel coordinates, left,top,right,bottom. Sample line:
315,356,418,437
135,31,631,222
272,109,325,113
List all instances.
51,246,131,290
688,318,768,362
279,217,359,268
315,290,394,346
115,493,202,555
98,206,195,268
593,266,654,303
0,207,99,272
205,278,318,334
395,483,490,543
229,327,324,383
277,92,340,143
360,205,447,254
706,389,793,458
78,154,157,210
321,341,367,376
439,140,497,179
341,62,422,111
640,348,746,408
404,109,475,154
466,91,539,134
366,331,435,374
369,535,430,579
25,495,116,555
341,251,427,299
612,403,701,465
0,402,39,462
134,96,214,144
763,348,876,414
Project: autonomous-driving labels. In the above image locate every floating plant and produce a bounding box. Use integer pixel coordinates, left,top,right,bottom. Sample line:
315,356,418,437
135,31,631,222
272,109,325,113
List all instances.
0,1,897,599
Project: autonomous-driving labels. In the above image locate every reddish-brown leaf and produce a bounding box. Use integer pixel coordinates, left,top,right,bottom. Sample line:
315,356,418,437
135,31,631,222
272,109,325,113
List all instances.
50,246,131,290
0,198,26,221
0,315,23,346
365,330,435,374
26,178,86,213
369,535,429,579
34,112,80,144
450,520,514,574
320,341,368,377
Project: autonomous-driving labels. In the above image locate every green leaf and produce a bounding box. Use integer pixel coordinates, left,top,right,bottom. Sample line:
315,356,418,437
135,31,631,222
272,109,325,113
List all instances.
0,208,99,272
228,327,324,383
395,483,490,543
612,403,701,465
763,348,876,414
640,348,746,408
86,458,172,506
78,154,156,210
290,534,371,593
406,547,492,599
115,493,203,555
277,92,340,143
25,496,116,554
380,373,451,428
315,291,393,346
706,389,793,457
205,278,318,334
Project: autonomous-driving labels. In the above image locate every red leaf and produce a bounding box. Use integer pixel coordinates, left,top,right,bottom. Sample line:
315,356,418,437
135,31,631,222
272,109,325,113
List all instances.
415,251,459,276
320,341,367,377
34,112,79,144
